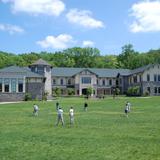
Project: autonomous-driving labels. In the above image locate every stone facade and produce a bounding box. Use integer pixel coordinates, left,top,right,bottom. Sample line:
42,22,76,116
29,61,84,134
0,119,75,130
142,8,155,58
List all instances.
1,60,160,102
0,93,25,101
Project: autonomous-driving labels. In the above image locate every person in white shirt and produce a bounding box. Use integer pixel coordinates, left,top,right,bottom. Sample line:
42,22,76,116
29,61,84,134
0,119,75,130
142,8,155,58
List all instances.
127,102,131,112
124,103,129,117
33,104,39,116
69,107,74,125
56,107,64,126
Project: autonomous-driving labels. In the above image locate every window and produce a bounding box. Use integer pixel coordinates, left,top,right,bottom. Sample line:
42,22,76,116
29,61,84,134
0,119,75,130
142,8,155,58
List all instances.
37,66,44,74
154,74,157,82
68,79,71,85
60,79,63,85
133,76,137,83
31,67,35,72
158,75,160,81
97,80,99,85
4,78,10,92
139,75,142,82
11,78,16,93
147,74,150,82
154,87,157,94
102,79,105,86
159,87,160,93
147,87,150,93
0,78,2,92
109,79,112,86
81,77,91,84
18,79,23,92
53,79,56,85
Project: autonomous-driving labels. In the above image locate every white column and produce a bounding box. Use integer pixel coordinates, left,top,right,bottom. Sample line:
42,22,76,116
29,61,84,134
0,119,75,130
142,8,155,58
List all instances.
2,78,4,92
23,77,26,93
16,78,18,93
9,79,11,93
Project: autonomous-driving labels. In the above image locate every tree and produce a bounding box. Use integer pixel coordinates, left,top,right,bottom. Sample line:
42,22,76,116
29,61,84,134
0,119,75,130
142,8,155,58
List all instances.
86,87,93,96
117,44,139,69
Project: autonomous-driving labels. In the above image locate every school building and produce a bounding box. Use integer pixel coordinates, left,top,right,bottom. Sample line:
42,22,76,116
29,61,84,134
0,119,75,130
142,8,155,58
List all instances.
0,59,160,101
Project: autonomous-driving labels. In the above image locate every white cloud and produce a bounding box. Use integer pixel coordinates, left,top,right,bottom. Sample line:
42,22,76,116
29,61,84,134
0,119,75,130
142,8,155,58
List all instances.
82,40,95,47
0,23,24,34
66,9,105,29
1,0,65,16
130,0,160,33
37,34,74,49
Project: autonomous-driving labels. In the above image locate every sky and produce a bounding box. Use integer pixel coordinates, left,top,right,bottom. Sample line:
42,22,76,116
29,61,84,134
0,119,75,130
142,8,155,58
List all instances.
0,0,160,55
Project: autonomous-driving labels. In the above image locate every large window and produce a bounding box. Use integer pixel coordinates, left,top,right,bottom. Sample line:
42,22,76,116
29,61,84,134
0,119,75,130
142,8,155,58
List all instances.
0,78,2,92
18,79,23,92
11,78,16,92
81,77,91,84
4,78,10,92
37,66,44,74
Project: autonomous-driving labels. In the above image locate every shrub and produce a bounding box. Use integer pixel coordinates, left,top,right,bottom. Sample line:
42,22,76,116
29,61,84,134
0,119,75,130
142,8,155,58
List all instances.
42,91,48,101
67,88,75,96
127,86,140,96
53,87,61,97
143,91,150,97
24,93,32,101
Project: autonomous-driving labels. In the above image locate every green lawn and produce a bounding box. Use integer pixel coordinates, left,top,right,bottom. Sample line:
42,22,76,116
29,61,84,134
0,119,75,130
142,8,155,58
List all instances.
0,97,160,160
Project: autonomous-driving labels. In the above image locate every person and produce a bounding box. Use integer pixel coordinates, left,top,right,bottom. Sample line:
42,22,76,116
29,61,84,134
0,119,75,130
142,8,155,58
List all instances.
84,102,88,111
33,104,39,116
56,107,64,126
56,102,59,111
124,103,129,117
127,101,131,112
69,107,74,125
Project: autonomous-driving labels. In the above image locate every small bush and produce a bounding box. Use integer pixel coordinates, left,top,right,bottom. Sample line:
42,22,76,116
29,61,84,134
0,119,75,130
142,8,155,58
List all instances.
127,86,140,96
24,93,32,101
143,91,150,97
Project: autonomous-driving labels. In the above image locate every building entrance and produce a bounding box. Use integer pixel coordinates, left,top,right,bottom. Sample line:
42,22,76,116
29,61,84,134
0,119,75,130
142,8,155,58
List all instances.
82,88,87,95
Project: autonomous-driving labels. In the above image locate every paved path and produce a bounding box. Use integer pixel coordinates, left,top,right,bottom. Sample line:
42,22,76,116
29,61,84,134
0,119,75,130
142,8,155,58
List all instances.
0,101,22,105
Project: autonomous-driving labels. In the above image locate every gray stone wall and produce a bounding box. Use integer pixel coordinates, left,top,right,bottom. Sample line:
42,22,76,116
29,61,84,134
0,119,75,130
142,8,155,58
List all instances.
142,82,160,95
26,82,44,100
0,93,25,102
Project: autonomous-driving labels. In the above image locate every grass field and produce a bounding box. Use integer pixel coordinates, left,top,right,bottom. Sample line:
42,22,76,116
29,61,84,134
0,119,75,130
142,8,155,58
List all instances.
0,96,160,160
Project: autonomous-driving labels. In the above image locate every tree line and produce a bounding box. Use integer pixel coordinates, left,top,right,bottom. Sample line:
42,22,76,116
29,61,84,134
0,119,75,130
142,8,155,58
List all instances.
1,44,160,69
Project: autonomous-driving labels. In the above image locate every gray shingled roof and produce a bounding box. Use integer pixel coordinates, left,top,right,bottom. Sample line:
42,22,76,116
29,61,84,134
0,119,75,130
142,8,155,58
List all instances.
31,59,51,66
0,66,43,78
52,67,131,77
130,64,153,75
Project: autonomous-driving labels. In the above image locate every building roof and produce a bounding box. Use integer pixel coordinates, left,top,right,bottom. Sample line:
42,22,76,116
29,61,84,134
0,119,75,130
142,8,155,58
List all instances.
130,64,153,75
0,66,43,78
51,67,131,78
30,59,51,66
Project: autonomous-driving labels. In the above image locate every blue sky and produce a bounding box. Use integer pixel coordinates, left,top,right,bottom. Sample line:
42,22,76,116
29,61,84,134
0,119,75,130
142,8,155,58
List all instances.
0,0,160,55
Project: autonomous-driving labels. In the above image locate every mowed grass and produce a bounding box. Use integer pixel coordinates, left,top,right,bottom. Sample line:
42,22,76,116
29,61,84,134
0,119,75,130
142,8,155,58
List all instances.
0,97,160,160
